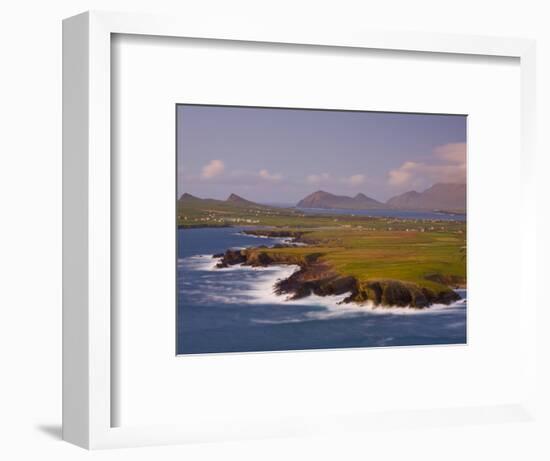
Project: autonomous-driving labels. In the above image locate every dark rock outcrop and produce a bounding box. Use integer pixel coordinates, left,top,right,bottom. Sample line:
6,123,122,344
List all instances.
424,273,466,288
274,256,358,300
350,280,460,308
215,248,460,308
215,249,247,268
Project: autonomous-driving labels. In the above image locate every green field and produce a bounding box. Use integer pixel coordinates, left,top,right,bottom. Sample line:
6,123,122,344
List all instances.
178,197,466,294
247,228,466,293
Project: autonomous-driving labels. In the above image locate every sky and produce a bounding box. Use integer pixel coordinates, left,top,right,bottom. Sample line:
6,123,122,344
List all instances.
177,104,466,204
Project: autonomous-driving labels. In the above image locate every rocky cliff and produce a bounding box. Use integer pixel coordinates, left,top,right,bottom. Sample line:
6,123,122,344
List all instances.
215,248,460,308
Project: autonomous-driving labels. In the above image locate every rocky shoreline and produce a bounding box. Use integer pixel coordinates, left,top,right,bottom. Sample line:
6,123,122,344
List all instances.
213,231,461,309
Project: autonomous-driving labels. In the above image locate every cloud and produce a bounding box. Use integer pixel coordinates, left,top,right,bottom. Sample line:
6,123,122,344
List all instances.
201,159,224,179
194,165,283,185
306,173,331,185
388,161,417,186
258,169,282,182
434,142,466,164
347,174,365,186
306,172,366,188
388,143,466,188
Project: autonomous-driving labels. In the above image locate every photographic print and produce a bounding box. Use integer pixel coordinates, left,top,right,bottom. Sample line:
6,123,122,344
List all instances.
177,105,467,354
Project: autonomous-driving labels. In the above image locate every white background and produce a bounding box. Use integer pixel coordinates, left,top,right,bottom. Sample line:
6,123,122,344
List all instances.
113,35,523,429
1,1,549,460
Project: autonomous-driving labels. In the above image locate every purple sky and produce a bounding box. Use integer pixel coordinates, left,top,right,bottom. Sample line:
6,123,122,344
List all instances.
177,104,466,203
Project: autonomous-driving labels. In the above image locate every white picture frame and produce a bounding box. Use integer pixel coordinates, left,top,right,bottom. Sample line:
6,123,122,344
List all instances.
62,10,537,449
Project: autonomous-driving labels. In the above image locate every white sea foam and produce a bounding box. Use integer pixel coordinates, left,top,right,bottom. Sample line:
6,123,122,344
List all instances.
252,297,465,325
177,254,222,271
181,254,466,323
230,263,465,314
357,300,465,316
233,231,307,247
233,232,271,239
178,254,273,272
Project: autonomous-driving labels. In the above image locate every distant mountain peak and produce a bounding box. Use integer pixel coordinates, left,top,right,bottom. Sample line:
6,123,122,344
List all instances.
427,182,466,191
179,192,200,201
297,190,384,210
386,183,465,211
309,190,331,197
226,193,251,203
225,193,268,208
177,192,279,211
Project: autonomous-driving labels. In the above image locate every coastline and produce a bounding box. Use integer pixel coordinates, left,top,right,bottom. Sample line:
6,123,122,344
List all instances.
178,223,232,230
214,229,462,309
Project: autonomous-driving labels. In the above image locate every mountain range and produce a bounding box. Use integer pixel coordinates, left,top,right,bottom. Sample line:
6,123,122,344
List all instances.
178,192,273,210
179,182,466,212
385,183,466,211
297,183,466,211
296,191,384,210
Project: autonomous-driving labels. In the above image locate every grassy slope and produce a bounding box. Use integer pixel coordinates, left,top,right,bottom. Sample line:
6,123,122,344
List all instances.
247,228,465,292
177,200,465,230
178,201,466,293
177,199,305,226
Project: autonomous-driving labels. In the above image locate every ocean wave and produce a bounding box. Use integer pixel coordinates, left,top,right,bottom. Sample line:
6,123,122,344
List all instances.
177,255,220,271
233,232,271,239
222,262,466,314
357,300,466,316
178,254,281,273
252,297,465,325
180,254,466,323
233,232,307,247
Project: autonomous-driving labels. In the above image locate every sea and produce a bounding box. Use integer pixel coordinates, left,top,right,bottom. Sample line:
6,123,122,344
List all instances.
177,210,467,354
297,207,466,221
